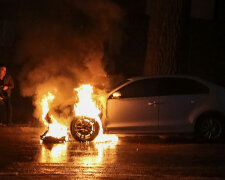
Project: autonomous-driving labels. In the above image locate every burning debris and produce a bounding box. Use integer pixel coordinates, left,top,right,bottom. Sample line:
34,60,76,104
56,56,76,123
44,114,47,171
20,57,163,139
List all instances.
40,113,69,143
40,93,69,144
40,133,67,144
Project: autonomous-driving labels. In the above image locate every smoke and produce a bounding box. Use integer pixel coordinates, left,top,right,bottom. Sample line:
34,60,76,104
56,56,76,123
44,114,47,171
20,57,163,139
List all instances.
16,0,123,122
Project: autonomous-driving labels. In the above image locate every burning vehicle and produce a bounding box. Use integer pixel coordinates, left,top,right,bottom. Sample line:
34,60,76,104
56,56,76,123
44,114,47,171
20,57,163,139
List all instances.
40,84,117,143
40,75,225,143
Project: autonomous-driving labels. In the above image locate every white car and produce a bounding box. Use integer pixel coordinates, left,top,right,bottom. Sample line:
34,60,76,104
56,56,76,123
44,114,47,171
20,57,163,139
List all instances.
104,76,225,141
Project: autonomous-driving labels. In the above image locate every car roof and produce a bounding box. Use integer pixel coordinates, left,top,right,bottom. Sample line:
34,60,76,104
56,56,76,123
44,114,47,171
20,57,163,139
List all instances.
108,75,225,96
109,75,199,94
127,75,202,82
128,75,225,91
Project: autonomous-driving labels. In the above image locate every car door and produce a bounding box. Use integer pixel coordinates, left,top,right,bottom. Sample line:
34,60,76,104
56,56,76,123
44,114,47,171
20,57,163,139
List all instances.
158,77,209,132
106,78,159,133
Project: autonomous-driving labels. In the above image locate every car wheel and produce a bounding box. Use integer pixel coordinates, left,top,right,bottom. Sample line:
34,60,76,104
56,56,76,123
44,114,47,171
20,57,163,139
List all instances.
196,116,224,141
70,116,100,142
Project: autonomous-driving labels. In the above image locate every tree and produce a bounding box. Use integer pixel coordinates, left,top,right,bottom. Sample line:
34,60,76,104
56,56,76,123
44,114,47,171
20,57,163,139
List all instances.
144,0,191,75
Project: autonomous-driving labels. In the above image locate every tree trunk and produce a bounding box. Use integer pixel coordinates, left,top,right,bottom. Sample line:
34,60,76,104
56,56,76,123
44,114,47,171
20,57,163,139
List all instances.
144,0,191,75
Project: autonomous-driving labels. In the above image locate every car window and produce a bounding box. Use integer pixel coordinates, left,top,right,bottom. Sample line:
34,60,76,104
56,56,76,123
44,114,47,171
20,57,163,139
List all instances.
158,78,209,96
108,79,130,92
118,79,159,98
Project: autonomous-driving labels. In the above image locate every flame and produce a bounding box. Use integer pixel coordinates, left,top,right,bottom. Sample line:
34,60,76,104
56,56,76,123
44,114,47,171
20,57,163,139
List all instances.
74,84,100,120
41,92,54,126
40,92,69,141
74,84,118,143
39,84,117,143
45,115,69,141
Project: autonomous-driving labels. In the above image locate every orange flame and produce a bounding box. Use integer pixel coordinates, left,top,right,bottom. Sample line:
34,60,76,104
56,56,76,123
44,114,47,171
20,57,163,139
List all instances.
74,84,100,119
40,92,69,141
39,84,117,143
41,92,54,125
74,84,118,143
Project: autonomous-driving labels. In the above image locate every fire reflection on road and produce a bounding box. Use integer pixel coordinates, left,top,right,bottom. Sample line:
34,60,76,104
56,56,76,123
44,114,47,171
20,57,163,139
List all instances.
80,141,118,166
40,143,68,163
40,140,118,165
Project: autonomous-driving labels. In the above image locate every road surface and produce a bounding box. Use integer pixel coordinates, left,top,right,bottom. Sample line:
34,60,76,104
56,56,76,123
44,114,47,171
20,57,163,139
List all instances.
0,125,225,179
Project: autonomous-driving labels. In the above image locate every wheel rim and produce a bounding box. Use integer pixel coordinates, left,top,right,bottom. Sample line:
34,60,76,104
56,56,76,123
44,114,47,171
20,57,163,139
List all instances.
200,117,222,140
73,117,95,141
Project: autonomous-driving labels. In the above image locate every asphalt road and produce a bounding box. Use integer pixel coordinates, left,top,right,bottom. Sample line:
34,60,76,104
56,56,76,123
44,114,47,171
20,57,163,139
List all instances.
0,126,225,179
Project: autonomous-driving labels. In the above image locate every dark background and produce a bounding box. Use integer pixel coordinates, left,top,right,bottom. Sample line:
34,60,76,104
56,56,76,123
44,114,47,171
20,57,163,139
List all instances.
0,0,225,124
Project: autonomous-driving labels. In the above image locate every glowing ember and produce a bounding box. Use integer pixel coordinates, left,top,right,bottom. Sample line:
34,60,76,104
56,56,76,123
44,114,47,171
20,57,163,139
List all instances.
40,92,69,142
74,84,118,143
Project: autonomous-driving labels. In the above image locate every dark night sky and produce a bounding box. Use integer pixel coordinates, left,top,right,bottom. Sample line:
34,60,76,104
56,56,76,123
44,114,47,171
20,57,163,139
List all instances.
0,0,225,123
0,0,224,78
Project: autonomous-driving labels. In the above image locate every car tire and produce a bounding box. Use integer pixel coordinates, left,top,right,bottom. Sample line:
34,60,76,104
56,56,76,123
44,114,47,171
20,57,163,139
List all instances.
70,116,100,142
195,115,224,142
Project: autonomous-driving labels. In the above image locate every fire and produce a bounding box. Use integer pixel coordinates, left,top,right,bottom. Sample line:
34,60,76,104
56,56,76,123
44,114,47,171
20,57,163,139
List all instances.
45,115,69,140
39,84,117,143
40,92,69,142
74,84,100,120
74,84,118,143
41,92,54,126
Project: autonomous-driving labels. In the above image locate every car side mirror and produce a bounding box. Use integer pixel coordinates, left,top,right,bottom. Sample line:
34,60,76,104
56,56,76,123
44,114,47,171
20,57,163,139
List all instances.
112,91,121,99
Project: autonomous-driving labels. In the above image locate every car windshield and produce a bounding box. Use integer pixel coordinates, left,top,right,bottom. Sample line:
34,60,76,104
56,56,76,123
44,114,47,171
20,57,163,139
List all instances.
107,79,130,93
